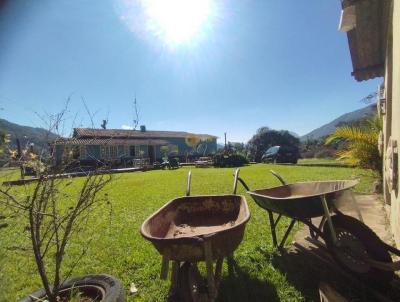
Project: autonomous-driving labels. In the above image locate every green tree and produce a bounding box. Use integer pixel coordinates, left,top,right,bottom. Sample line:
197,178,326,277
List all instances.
247,127,299,162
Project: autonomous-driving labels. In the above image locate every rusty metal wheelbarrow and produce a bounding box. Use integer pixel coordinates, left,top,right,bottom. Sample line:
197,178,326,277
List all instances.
233,169,400,290
141,171,250,301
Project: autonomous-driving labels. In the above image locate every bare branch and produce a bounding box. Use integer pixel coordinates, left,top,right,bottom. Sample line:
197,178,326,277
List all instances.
133,95,140,130
81,96,95,129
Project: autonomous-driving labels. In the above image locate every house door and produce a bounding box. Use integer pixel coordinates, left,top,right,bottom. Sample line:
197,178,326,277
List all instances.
148,145,155,164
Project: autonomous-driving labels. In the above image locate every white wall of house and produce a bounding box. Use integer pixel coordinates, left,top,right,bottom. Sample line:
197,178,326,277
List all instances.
386,0,400,246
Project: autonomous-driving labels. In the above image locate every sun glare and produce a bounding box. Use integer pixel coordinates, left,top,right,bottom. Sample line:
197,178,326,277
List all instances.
118,0,215,48
144,0,212,46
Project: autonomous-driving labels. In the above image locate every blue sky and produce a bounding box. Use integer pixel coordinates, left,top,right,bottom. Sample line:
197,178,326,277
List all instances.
0,0,381,143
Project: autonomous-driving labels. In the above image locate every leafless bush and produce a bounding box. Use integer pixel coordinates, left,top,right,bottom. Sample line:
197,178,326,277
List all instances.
1,98,113,301
0,171,111,301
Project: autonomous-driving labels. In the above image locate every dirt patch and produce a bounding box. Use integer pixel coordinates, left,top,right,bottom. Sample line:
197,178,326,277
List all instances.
166,221,236,239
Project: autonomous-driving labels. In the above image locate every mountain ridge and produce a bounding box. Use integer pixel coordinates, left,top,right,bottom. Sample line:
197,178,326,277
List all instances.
300,104,376,141
0,118,59,150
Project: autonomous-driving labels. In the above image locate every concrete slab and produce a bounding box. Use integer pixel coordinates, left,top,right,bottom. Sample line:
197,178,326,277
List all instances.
279,193,400,301
294,193,393,245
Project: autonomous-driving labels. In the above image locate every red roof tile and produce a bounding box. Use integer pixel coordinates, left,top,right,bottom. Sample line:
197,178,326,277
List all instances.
73,128,217,140
53,138,169,146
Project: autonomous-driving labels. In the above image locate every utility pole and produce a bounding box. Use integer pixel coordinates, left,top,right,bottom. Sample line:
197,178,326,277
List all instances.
224,132,227,150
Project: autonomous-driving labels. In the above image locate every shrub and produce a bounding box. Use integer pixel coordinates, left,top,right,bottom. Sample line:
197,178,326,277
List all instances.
213,153,249,167
300,151,315,159
325,114,382,175
314,149,335,159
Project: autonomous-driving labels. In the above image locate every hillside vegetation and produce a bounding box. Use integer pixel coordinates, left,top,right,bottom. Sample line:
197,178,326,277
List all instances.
0,118,58,150
301,104,376,141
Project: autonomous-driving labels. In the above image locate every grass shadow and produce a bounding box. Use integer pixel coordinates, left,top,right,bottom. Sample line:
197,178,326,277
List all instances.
0,215,7,230
260,244,395,301
217,257,279,302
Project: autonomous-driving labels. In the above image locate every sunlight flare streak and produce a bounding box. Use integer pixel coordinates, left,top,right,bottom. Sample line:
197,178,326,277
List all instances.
116,0,217,48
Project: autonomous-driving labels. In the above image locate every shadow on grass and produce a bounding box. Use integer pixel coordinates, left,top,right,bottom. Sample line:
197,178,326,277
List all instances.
296,163,355,168
259,245,392,302
0,215,8,230
217,257,279,302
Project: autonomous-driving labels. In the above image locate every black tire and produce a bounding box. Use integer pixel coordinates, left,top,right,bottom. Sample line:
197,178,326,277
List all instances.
323,214,394,289
19,274,125,302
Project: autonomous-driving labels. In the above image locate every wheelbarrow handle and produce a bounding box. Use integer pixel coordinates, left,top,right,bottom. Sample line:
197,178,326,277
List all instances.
186,170,192,196
365,257,400,272
381,240,400,257
270,170,287,185
233,170,286,193
233,169,239,194
233,168,251,193
352,243,400,271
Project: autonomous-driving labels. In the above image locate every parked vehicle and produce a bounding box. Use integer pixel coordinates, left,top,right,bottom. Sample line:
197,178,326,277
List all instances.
261,145,299,164
159,157,180,169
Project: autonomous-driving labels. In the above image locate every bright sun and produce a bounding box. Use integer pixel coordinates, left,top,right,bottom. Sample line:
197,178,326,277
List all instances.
130,0,214,47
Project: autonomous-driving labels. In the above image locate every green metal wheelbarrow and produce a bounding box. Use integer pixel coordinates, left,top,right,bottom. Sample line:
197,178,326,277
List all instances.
233,169,400,290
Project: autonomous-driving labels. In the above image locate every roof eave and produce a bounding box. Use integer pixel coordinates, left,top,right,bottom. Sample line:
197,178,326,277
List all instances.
341,0,390,82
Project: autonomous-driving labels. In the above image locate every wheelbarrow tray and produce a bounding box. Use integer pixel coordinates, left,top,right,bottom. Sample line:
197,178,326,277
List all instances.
248,180,358,219
141,194,250,262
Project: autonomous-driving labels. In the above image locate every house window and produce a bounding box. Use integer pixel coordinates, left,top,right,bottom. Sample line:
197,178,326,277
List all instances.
101,146,109,159
72,146,80,159
117,145,125,157
100,146,118,159
168,144,179,154
80,145,87,159
110,146,118,158
139,145,148,157
129,146,136,157
62,146,71,161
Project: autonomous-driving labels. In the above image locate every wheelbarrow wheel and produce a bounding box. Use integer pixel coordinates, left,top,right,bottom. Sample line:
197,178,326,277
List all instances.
323,214,394,289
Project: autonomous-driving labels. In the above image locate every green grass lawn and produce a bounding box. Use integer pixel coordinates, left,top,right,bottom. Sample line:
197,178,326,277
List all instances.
0,167,20,181
297,158,353,167
0,164,376,301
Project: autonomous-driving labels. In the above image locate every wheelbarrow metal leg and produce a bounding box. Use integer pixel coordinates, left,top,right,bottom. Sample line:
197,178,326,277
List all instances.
170,261,180,293
279,219,296,250
267,210,278,248
318,216,326,232
310,216,326,240
307,218,316,238
214,258,224,296
274,214,282,226
160,255,169,280
203,240,216,300
321,195,337,245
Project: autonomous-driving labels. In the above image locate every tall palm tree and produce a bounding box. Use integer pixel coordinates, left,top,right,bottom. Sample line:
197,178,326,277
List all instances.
325,114,382,175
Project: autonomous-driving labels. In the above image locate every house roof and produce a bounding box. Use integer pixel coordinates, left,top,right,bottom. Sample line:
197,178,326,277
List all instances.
73,128,218,140
53,138,169,146
341,0,391,81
